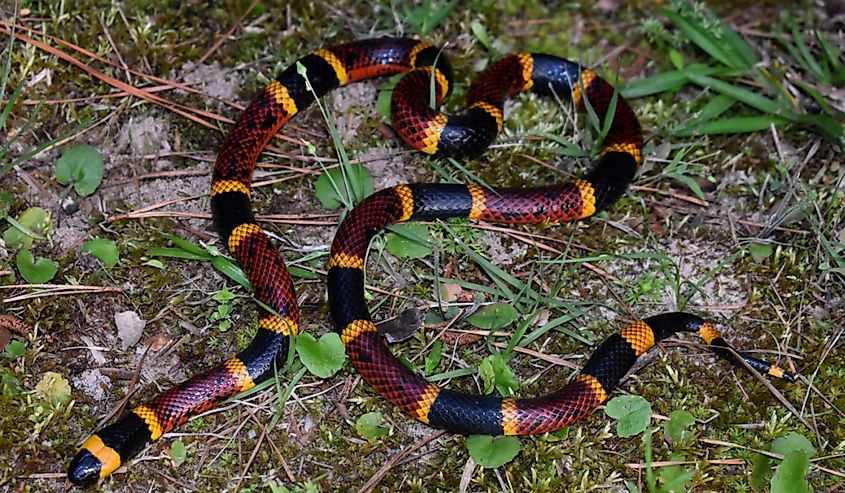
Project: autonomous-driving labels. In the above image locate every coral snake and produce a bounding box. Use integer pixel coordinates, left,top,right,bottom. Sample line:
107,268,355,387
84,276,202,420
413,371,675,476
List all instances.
68,37,794,487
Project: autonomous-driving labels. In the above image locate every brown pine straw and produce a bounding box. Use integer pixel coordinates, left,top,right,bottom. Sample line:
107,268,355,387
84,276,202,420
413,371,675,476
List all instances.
0,19,310,148
0,284,123,303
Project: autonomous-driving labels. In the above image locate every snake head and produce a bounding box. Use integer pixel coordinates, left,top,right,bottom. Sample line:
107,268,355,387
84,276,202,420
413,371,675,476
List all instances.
67,449,101,487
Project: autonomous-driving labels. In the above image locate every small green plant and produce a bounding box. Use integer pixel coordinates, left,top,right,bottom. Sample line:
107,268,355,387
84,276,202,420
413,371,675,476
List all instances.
269,480,321,493
605,395,652,438
625,272,667,305
659,146,706,200
385,223,433,260
758,432,815,493
354,412,389,441
211,287,236,332
81,238,119,268
0,23,90,176
294,332,346,378
4,338,25,358
55,144,104,197
657,452,695,493
1,336,25,408
1,371,22,395
423,340,442,375
663,410,695,443
478,354,518,396
439,222,481,255
28,371,74,437
313,164,374,210
625,428,694,493
466,302,519,330
34,372,71,407
296,61,374,214
749,242,774,263
777,13,845,87
802,195,845,277
470,20,494,54
3,206,49,249
15,249,57,283
170,440,187,467
466,435,520,468
400,0,459,34
2,205,57,283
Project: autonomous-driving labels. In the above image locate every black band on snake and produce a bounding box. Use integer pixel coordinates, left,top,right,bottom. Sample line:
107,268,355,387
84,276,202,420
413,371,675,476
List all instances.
68,37,794,487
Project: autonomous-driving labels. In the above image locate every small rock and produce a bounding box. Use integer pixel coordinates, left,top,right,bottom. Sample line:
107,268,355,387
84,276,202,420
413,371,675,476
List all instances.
303,413,315,434
114,310,145,350
60,196,79,215
73,369,111,402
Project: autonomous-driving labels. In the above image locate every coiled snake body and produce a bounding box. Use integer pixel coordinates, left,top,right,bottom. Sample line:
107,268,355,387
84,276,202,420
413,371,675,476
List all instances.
68,37,792,487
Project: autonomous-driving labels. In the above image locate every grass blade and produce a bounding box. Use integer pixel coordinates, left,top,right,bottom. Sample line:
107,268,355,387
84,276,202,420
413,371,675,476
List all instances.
788,18,826,81
623,70,689,98
673,94,736,135
622,65,721,99
690,115,788,134
661,9,747,70
715,13,760,68
0,78,25,129
685,73,789,116
0,116,92,176
531,130,588,158
793,113,844,142
147,247,210,261
0,19,15,110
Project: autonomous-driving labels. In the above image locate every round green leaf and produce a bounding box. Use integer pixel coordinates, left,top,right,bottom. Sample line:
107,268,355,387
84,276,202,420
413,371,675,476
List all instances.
466,302,519,330
55,144,104,197
295,332,346,378
355,412,389,440
751,452,772,491
749,242,773,263
82,238,119,268
314,165,374,209
5,338,26,358
664,409,695,443
771,432,816,459
385,223,433,260
15,249,57,283
604,395,651,438
771,450,810,493
3,207,50,249
1,372,22,394
466,435,521,468
170,440,187,466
